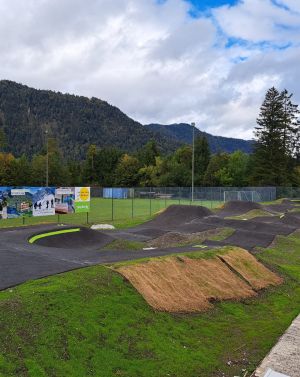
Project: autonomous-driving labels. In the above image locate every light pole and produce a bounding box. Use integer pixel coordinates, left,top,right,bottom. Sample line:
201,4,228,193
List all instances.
45,129,49,187
191,122,195,203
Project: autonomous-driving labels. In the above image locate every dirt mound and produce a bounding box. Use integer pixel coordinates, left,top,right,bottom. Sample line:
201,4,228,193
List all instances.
118,254,256,312
281,213,300,227
141,205,212,229
31,227,113,250
263,202,294,213
147,228,230,248
219,201,263,217
218,248,283,290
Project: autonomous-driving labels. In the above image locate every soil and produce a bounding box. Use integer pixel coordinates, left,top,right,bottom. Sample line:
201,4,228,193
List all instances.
147,228,230,249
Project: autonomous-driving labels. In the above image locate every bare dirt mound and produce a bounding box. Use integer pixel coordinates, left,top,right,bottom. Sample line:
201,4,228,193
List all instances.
218,248,283,290
118,254,256,312
147,228,231,248
140,205,212,229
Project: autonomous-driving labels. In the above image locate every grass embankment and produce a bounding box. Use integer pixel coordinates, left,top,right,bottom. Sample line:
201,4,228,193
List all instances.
1,232,300,376
117,248,281,312
226,209,277,220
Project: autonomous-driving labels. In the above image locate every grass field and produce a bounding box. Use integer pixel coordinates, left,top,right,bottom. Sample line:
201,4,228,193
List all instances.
1,231,300,376
0,198,223,229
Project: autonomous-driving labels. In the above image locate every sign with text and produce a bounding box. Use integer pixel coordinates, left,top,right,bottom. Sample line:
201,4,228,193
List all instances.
74,187,90,213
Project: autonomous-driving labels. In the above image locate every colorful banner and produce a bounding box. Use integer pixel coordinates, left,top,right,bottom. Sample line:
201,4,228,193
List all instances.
32,187,55,217
55,187,75,214
74,187,90,213
0,186,90,219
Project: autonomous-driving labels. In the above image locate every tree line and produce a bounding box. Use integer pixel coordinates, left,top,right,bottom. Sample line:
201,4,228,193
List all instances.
0,87,299,188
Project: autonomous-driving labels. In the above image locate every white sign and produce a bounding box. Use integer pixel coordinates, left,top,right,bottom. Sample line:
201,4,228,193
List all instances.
11,189,26,196
56,188,74,196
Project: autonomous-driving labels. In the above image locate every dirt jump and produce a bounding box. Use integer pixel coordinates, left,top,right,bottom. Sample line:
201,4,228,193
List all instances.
118,247,282,313
0,199,300,291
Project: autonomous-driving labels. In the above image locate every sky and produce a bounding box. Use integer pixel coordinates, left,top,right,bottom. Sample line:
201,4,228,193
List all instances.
0,0,299,139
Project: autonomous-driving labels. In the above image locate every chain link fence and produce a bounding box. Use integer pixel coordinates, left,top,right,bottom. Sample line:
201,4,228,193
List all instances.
0,186,298,228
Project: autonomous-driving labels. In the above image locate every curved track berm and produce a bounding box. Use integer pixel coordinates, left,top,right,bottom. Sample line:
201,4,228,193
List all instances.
31,227,113,250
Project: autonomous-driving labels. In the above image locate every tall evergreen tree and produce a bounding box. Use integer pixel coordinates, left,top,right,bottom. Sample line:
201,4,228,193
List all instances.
251,87,298,185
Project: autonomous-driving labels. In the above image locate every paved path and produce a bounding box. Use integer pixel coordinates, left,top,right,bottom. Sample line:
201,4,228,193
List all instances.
0,224,207,290
254,314,300,377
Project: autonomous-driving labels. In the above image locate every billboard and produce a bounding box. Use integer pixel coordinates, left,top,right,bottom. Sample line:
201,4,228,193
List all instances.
74,187,90,213
32,187,55,217
0,186,90,220
55,187,75,214
0,187,56,219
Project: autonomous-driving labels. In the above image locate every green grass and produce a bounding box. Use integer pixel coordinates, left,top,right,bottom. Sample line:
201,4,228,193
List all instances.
28,228,81,244
1,233,300,376
0,198,222,229
207,227,235,241
226,209,278,220
103,239,146,251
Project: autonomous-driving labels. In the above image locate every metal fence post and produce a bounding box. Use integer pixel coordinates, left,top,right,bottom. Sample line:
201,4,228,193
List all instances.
150,187,152,216
131,188,134,219
111,188,114,221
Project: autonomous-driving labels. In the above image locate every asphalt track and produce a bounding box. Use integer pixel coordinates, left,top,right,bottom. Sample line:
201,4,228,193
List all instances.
1,201,300,291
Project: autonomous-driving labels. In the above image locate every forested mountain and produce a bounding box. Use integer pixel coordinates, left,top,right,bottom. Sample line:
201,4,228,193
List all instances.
146,123,253,154
0,80,179,159
0,80,252,160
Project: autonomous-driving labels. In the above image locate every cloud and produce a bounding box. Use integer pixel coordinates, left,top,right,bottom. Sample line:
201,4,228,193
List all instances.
0,0,299,140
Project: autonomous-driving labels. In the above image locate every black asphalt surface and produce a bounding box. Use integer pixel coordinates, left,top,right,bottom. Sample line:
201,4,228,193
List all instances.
1,201,300,291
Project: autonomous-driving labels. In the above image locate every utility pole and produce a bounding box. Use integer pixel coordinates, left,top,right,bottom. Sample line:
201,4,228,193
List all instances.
191,122,195,203
45,129,49,187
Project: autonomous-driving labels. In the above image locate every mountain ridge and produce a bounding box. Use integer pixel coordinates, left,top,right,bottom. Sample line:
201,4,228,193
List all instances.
0,80,252,159
145,123,253,154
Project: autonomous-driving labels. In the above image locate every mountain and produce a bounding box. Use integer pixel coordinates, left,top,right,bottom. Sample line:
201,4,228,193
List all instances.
0,80,179,159
145,123,253,154
0,80,252,160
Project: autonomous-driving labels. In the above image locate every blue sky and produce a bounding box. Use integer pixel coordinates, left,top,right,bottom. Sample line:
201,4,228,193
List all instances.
186,0,238,11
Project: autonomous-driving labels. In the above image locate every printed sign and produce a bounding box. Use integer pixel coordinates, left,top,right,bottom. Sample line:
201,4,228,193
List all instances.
55,187,75,214
32,187,55,217
74,187,90,213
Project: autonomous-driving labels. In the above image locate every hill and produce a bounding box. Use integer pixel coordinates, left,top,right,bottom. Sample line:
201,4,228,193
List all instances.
145,123,253,154
0,80,252,160
0,80,179,159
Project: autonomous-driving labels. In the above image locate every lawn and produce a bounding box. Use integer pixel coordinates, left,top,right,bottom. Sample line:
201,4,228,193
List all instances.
1,232,300,376
0,198,223,229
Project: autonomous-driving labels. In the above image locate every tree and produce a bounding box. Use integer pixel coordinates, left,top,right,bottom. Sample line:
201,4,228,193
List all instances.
203,153,230,186
137,139,159,167
115,154,140,186
0,128,7,152
251,87,300,186
194,136,210,185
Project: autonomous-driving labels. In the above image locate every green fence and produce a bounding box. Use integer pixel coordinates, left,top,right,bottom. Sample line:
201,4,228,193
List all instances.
0,186,297,228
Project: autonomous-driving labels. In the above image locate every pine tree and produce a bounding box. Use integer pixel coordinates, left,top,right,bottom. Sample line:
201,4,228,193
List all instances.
251,87,297,185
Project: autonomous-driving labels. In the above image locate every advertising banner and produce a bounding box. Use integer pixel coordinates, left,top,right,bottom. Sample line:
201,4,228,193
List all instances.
32,187,55,217
55,187,75,214
74,187,90,213
0,186,33,219
0,186,91,220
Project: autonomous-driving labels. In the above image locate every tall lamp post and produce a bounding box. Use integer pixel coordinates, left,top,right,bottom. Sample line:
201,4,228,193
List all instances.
191,122,195,203
45,129,49,187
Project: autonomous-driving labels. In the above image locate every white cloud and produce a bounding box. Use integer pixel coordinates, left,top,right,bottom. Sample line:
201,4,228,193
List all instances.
0,0,299,140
